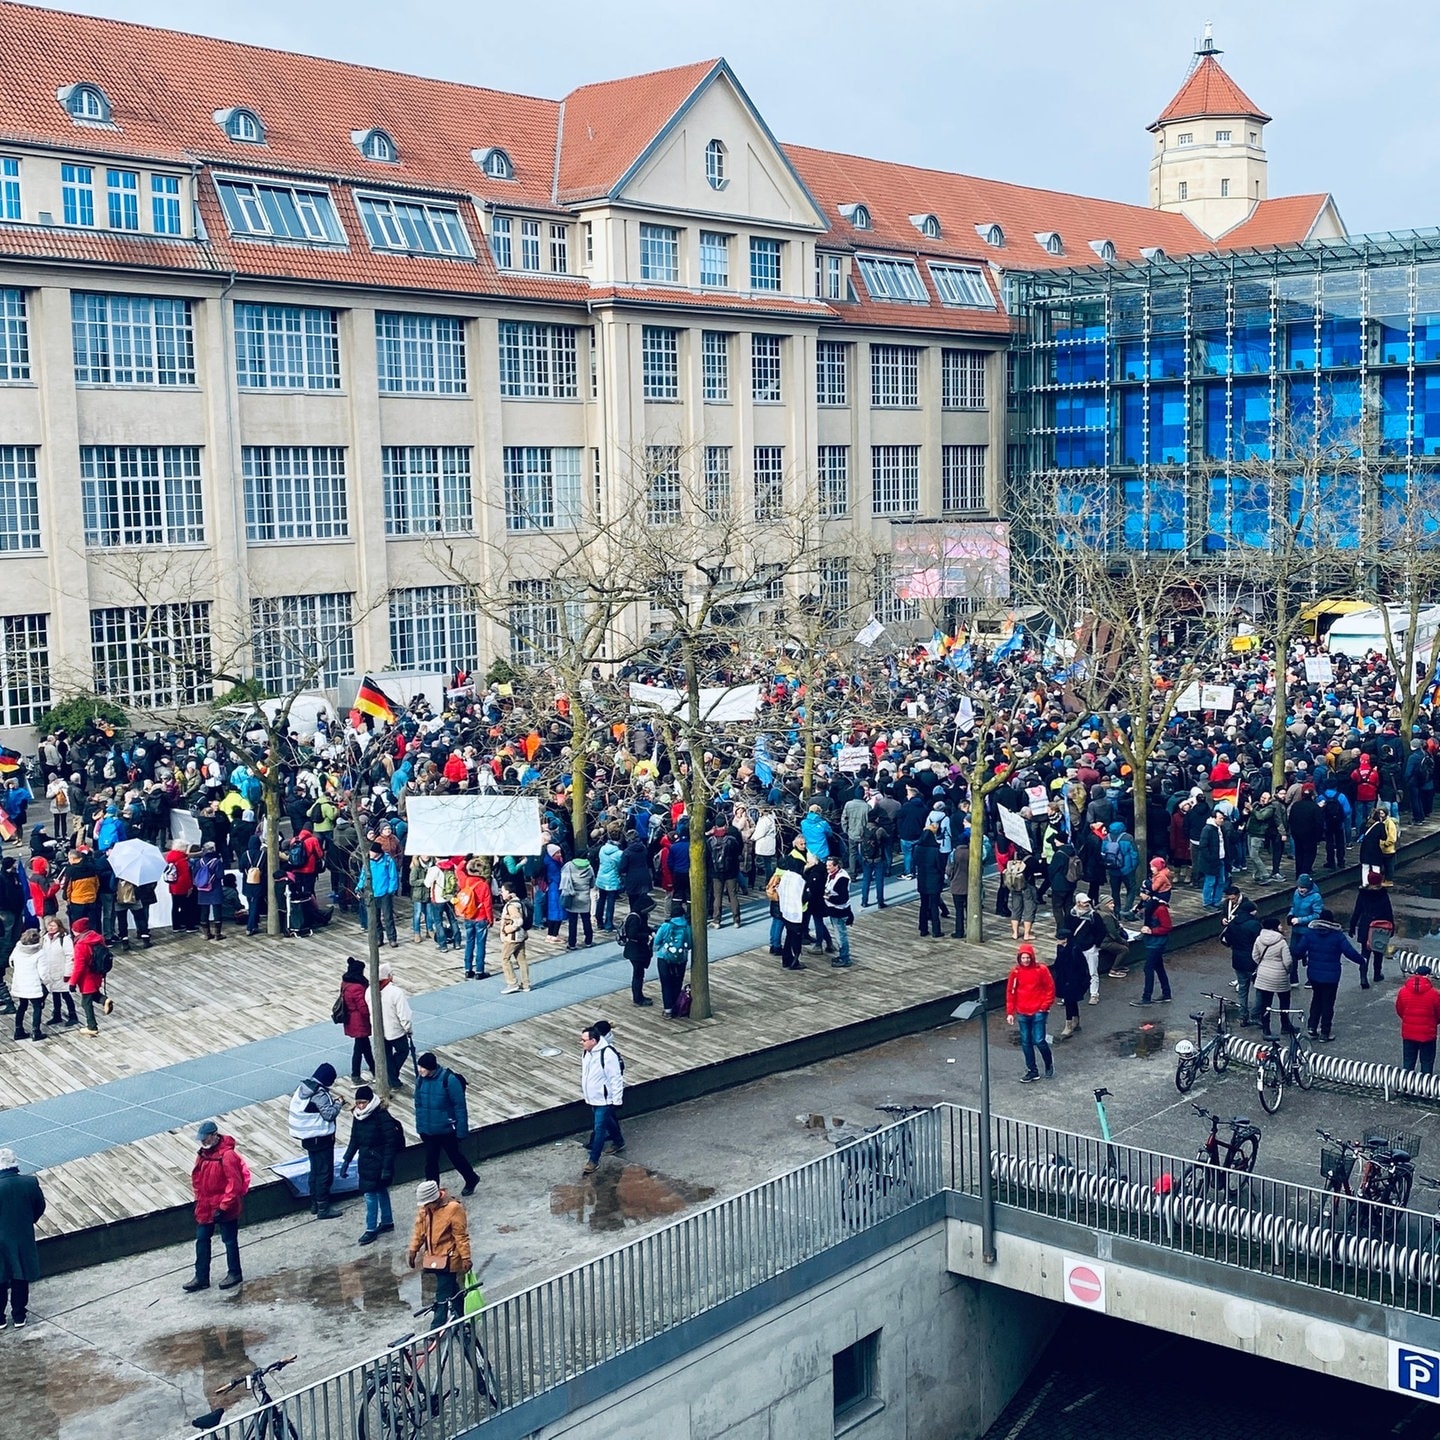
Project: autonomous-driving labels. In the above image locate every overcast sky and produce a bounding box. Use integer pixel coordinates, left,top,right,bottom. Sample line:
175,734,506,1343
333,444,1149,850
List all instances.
24,0,1436,235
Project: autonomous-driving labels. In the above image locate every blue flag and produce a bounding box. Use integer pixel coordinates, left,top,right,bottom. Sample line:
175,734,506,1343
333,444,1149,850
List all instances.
993,627,1024,660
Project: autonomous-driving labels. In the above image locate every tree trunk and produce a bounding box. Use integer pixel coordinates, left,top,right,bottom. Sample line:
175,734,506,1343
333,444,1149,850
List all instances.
1130,749,1149,873
683,657,713,1020
965,787,988,944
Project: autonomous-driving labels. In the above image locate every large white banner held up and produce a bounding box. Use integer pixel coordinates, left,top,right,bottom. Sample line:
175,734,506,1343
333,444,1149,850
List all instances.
403,795,543,857
628,683,761,724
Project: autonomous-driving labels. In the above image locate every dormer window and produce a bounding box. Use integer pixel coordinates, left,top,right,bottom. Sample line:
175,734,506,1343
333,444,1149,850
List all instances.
215,108,265,144
1140,246,1166,263
1088,239,1116,264
975,222,1004,248
910,213,941,240
839,203,871,230
472,147,514,181
354,129,398,163
1035,231,1064,256
705,138,727,191
58,84,111,124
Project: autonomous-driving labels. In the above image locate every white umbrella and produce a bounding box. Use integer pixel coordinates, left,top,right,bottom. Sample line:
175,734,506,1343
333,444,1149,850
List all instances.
106,838,168,886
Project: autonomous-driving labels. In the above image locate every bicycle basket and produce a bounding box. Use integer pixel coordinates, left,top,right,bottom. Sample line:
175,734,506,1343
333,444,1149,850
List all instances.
1320,1147,1356,1184
1364,1127,1423,1160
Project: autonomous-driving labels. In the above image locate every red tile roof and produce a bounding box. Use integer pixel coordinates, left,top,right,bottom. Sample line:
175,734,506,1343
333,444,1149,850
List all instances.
1215,194,1333,250
1151,55,1270,128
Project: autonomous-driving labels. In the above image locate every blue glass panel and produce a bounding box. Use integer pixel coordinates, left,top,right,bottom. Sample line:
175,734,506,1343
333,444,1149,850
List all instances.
1233,478,1270,548
1290,377,1361,451
1418,371,1440,456
1199,330,1228,376
1150,335,1186,380
1054,325,1106,385
1380,321,1410,365
1117,341,1146,382
1287,322,1317,371
1320,318,1363,367
1122,479,1145,549
1419,318,1440,363
1232,322,1271,374
1149,476,1186,550
1149,386,1186,463
1380,471,1408,543
1120,390,1145,466
1327,476,1361,549
1204,384,1228,460
1381,374,1411,456
1058,481,1106,544
1055,389,1106,469
1234,380,1270,460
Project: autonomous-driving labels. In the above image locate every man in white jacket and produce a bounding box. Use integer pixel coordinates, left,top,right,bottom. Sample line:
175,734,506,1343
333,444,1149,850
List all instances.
287,1062,345,1219
579,1019,625,1176
379,961,414,1089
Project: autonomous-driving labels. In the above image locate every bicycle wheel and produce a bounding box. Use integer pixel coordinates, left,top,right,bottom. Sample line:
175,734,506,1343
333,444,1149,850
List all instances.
1293,1044,1315,1091
1392,1170,1414,1210
1212,1040,1230,1076
1257,1057,1283,1114
358,1377,422,1440
473,1341,501,1411
1175,1055,1198,1094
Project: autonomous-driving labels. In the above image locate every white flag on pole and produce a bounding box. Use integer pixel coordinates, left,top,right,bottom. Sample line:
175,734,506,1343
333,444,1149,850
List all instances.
855,615,885,647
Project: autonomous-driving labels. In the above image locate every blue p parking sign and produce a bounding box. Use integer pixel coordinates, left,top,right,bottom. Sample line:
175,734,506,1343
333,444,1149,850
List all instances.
1391,1342,1440,1402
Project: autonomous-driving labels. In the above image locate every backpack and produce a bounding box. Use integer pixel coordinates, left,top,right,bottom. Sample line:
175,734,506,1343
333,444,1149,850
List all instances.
860,825,885,863
602,1043,626,1076
331,987,347,1024
115,878,138,907
1003,858,1028,892
287,839,308,871
440,868,459,901
653,919,688,965
90,942,114,978
1380,814,1399,855
194,857,220,890
1065,850,1082,884
163,861,179,885
453,884,480,921
1102,838,1132,874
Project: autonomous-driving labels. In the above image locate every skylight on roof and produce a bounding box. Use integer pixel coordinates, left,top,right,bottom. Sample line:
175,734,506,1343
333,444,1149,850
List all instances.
856,254,926,303
1088,239,1117,263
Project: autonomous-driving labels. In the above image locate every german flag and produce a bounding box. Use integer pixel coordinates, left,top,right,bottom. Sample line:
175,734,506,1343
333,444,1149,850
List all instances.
0,745,21,774
355,675,399,725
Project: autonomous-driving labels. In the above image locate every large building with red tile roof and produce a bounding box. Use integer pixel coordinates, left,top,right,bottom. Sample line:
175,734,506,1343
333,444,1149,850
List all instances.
0,3,1352,735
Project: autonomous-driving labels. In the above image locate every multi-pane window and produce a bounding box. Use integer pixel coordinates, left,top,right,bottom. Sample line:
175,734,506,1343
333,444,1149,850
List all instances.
700,232,730,287
646,445,681,526
817,445,849,518
0,158,19,222
507,579,561,665
758,563,785,602
498,321,578,399
582,222,594,267
234,303,340,390
250,593,354,691
61,163,94,227
930,264,995,309
91,602,213,708
151,174,181,234
489,214,512,268
649,570,685,633
382,447,473,536
856,255,926,302
816,340,848,405
752,334,782,402
0,614,50,725
589,327,598,399
941,349,987,408
215,178,344,242
815,252,843,300
753,445,784,521
242,447,348,541
640,224,679,283
642,326,679,400
819,557,851,622
941,445,987,514
705,138,727,190
703,446,731,519
106,169,139,230
520,219,541,271
702,331,729,401
871,345,920,407
357,195,471,256
389,586,478,674
72,293,195,386
0,290,30,381
871,444,920,516
502,446,582,531
80,446,204,547
872,555,919,624
376,312,467,394
550,224,569,274
0,448,41,551
750,237,782,291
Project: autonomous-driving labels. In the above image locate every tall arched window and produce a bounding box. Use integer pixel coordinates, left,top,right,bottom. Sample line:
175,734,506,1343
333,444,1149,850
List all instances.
705,138,727,190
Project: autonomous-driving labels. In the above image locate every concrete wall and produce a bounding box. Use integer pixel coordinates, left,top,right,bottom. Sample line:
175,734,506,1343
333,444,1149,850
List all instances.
526,1223,1058,1440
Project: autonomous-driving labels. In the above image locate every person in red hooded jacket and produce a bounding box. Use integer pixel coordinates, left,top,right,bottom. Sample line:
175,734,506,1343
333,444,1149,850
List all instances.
183,1119,246,1291
1005,943,1055,1083
1395,966,1440,1075
66,915,106,1035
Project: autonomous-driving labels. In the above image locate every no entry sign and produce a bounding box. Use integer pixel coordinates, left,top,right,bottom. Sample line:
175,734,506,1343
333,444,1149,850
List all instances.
1062,1255,1106,1311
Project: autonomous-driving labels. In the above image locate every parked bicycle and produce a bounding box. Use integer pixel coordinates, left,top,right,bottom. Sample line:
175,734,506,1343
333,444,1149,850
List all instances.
357,1283,499,1440
1179,1103,1260,1198
1255,1010,1315,1114
192,1356,299,1439
1174,992,1233,1094
1316,1127,1419,1246
838,1122,917,1225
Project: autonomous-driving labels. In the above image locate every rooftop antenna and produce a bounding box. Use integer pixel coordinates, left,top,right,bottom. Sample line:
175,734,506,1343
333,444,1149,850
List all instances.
1186,21,1220,75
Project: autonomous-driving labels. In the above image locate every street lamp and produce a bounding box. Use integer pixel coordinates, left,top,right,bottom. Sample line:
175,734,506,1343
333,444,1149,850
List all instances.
952,983,996,1265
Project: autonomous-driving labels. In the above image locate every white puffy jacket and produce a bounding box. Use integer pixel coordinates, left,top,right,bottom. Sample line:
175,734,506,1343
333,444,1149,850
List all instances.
37,933,74,992
581,1037,625,1107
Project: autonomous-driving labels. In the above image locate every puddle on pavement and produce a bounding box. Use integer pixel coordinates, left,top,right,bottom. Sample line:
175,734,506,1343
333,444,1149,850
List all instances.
134,1324,270,1393
550,1164,716,1231
238,1255,406,1317
0,1341,146,1432
1112,1024,1167,1058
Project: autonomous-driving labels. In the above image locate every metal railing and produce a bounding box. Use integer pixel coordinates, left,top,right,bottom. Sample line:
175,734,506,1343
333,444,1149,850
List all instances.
941,1103,1440,1318
190,1109,945,1440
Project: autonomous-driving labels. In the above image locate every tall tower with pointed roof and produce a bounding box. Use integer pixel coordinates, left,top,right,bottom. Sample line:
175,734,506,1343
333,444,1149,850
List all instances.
1148,25,1270,238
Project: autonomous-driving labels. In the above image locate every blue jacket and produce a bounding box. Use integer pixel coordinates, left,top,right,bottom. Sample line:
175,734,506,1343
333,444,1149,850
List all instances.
362,854,399,899
414,1065,469,1138
1289,882,1323,925
799,811,832,859
596,842,623,891
1294,918,1363,983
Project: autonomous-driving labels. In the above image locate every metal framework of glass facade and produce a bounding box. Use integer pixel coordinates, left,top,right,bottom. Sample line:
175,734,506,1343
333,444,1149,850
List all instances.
1007,230,1440,556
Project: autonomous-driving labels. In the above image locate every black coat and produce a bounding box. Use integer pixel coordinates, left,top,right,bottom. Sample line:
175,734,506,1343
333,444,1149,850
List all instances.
1220,898,1262,972
341,1103,406,1195
914,832,946,896
0,1168,45,1282
1052,939,1089,1006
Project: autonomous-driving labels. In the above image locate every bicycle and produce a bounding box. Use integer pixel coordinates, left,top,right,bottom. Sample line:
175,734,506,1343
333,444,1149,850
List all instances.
838,1122,917,1225
1317,1127,1418,1247
1254,1010,1315,1114
357,1282,499,1440
192,1356,299,1438
1174,991,1233,1094
1179,1103,1260,1198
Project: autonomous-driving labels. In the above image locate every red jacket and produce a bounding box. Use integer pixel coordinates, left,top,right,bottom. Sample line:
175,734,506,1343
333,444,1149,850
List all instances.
165,849,192,895
68,924,106,994
192,1134,246,1223
1396,975,1440,1042
1005,962,1056,1017
341,978,371,1039
443,753,468,784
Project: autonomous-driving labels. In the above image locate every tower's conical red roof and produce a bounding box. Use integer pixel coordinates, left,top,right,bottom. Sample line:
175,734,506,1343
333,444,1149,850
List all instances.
1150,52,1270,130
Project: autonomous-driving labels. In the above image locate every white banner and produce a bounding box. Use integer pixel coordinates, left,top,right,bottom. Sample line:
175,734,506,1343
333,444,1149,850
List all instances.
628,683,760,724
1304,655,1335,684
999,806,1033,852
855,616,885,647
1026,785,1051,818
1174,682,1236,713
837,744,871,774
169,809,201,848
403,795,542,857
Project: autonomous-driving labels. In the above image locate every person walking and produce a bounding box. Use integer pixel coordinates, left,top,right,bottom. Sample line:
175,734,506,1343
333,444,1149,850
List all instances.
67,915,106,1036
1349,876,1395,983
497,882,531,994
1004,943,1054,1083
620,898,654,1007
579,1019,626,1173
1295,909,1365,1041
1053,932,1090,1040
1396,966,1440,1076
379,961,414,1088
1068,894,1105,1003
183,1119,247,1292
340,956,374,1082
0,1147,45,1327
194,842,224,941
1252,921,1294,1037
8,929,43,1042
823,855,853,968
413,1051,479,1194
407,1180,471,1330
1130,888,1174,1006
1193,811,1228,910
340,1084,405,1245
652,901,692,1015
37,918,76,1028
287,1062,345,1220
1219,885,1262,1027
